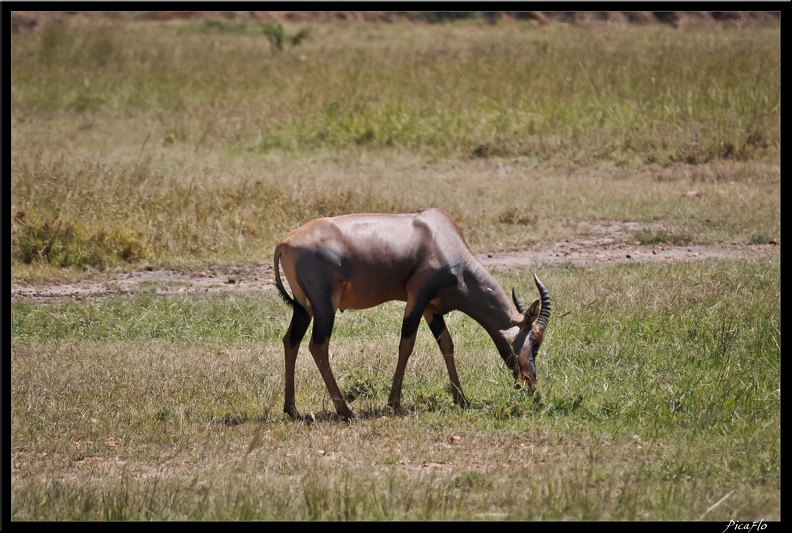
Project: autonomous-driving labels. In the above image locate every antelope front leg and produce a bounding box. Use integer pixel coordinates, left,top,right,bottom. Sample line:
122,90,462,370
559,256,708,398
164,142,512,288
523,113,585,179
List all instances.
388,333,418,414
425,312,468,408
389,298,426,414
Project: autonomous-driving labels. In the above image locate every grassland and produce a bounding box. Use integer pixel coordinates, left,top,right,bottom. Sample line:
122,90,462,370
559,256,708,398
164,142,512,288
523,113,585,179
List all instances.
10,15,780,521
10,17,780,274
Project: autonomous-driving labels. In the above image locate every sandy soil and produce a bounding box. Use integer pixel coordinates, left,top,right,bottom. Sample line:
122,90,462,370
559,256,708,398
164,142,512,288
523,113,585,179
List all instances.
10,220,779,303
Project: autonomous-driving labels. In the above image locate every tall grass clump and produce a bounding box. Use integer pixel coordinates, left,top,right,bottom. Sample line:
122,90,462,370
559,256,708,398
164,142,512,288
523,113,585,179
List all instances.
10,155,416,270
10,151,779,276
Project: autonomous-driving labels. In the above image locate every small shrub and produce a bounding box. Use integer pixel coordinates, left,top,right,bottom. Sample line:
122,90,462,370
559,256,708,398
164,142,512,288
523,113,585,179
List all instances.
260,23,310,52
343,376,380,403
497,207,538,226
748,234,777,245
38,27,68,65
633,231,693,246
71,93,104,113
12,215,148,269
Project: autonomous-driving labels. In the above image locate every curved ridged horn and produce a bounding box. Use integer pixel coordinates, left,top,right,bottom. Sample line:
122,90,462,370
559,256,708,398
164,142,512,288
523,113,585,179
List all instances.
533,273,552,332
512,287,527,315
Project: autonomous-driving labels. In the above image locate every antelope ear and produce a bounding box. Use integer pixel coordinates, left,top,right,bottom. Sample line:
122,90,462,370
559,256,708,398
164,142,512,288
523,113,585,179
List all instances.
521,299,541,327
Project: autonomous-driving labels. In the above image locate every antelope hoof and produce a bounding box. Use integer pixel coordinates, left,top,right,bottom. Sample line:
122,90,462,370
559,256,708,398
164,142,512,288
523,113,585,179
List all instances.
338,408,355,421
284,405,300,419
388,403,404,416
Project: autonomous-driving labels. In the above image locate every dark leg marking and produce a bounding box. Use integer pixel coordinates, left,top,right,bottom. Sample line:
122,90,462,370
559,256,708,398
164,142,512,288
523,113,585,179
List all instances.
283,302,312,418
425,312,468,407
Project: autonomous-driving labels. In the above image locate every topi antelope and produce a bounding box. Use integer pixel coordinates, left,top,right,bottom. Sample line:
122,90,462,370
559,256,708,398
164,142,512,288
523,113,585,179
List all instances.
273,208,551,420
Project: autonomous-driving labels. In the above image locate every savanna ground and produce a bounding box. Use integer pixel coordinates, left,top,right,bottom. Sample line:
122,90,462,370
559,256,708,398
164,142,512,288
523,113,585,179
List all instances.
9,11,780,521
9,229,779,302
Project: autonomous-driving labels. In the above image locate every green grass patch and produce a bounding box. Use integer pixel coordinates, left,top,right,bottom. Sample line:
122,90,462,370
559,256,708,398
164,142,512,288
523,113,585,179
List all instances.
11,292,286,343
12,22,779,163
11,260,779,520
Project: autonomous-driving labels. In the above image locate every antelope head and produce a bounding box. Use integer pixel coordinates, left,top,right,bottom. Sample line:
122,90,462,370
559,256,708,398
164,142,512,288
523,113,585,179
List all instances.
509,274,552,391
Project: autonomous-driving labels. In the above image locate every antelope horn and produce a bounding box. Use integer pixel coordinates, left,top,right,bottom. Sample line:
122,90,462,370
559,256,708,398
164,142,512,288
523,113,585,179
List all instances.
512,287,527,315
533,273,552,332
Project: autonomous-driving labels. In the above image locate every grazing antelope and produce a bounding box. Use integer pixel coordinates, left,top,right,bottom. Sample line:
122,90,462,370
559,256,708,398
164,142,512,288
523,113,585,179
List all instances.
273,208,551,420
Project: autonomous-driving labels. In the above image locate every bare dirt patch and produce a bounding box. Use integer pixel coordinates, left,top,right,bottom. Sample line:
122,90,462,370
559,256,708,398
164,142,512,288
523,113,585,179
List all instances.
10,220,779,303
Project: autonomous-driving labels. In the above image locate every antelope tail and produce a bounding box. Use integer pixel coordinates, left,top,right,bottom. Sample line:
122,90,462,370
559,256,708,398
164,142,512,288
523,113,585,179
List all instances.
273,245,296,308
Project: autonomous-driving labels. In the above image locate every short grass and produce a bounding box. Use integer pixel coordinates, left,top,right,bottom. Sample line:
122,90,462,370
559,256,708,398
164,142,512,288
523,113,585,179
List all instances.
10,260,780,520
